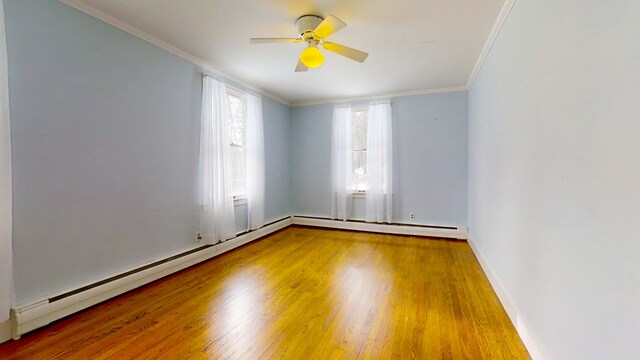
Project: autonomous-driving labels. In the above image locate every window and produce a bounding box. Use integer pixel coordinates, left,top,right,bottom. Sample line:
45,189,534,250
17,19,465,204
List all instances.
226,89,248,199
330,102,392,222
352,107,368,192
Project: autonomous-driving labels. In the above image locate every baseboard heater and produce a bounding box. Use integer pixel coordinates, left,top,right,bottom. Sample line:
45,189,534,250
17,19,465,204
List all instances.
10,216,292,339
291,215,468,240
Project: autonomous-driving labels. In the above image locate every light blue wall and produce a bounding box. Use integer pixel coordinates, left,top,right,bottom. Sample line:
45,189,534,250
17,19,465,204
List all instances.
263,97,292,222
468,0,640,358
5,0,291,305
291,105,333,217
291,92,468,226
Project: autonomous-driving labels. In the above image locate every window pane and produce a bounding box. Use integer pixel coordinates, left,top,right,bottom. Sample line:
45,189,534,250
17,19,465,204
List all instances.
352,109,368,191
227,94,246,146
230,146,247,197
352,111,367,151
227,91,248,197
353,150,367,191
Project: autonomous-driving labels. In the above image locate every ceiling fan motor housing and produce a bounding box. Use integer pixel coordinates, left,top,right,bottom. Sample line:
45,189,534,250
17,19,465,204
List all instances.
296,15,323,39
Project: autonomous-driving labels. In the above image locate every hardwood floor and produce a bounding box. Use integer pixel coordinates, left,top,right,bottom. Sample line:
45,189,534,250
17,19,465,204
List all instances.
0,226,530,359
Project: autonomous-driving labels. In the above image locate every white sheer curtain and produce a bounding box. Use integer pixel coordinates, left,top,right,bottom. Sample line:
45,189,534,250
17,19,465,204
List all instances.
331,106,353,221
199,76,236,244
366,102,393,223
246,93,265,230
0,4,13,323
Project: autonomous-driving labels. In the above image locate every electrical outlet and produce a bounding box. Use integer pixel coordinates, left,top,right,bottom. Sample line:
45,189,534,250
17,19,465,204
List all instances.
196,232,202,242
410,213,415,220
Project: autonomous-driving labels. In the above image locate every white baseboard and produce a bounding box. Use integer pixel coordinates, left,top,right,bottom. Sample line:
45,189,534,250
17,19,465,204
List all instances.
467,236,546,360
0,319,10,343
9,217,292,340
291,216,468,239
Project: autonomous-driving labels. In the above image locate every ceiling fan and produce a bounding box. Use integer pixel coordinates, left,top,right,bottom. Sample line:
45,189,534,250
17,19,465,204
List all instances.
250,15,369,72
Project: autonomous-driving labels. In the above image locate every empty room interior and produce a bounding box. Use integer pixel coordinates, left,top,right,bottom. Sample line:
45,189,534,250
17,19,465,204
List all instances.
0,0,638,359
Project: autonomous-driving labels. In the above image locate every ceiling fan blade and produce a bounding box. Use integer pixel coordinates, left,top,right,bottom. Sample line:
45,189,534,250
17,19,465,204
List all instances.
322,42,369,63
295,60,309,72
313,15,346,39
250,38,302,44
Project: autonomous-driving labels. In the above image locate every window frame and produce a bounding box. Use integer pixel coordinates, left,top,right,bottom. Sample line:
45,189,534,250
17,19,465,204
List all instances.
225,86,249,202
351,105,369,195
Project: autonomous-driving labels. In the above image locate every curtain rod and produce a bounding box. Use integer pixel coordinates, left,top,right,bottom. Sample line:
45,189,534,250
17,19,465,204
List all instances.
202,73,262,99
334,100,391,109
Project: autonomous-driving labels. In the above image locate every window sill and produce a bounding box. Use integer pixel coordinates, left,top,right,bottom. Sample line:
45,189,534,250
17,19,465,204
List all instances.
352,191,366,198
233,197,247,206
351,192,390,199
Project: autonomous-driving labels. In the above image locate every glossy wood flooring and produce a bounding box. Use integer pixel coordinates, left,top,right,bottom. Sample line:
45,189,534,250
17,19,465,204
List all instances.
0,227,530,359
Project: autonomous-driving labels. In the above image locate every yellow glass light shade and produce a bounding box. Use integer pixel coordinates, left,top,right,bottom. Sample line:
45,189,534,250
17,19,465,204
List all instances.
300,46,324,68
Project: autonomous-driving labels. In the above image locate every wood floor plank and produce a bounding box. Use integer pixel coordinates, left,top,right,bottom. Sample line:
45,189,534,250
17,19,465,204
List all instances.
0,227,530,359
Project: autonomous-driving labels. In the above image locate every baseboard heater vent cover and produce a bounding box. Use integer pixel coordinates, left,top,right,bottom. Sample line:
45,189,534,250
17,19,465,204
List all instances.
291,215,468,240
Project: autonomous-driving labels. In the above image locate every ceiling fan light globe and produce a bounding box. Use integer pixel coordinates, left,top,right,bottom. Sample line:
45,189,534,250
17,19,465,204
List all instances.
300,47,324,68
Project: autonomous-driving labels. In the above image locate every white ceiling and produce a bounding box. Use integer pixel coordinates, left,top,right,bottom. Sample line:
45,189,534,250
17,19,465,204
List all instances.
67,0,505,105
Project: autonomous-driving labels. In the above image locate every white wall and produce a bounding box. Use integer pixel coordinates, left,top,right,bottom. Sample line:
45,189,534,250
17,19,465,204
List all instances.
468,0,640,359
0,0,12,323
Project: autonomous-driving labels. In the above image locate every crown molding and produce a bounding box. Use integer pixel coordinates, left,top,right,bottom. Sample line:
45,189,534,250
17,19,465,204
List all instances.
291,86,468,107
58,0,512,108
57,0,292,107
466,0,517,89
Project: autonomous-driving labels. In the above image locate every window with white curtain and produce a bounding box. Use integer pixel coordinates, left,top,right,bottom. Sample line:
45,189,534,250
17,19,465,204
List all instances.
331,102,392,223
200,75,265,240
352,107,368,192
226,89,248,199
